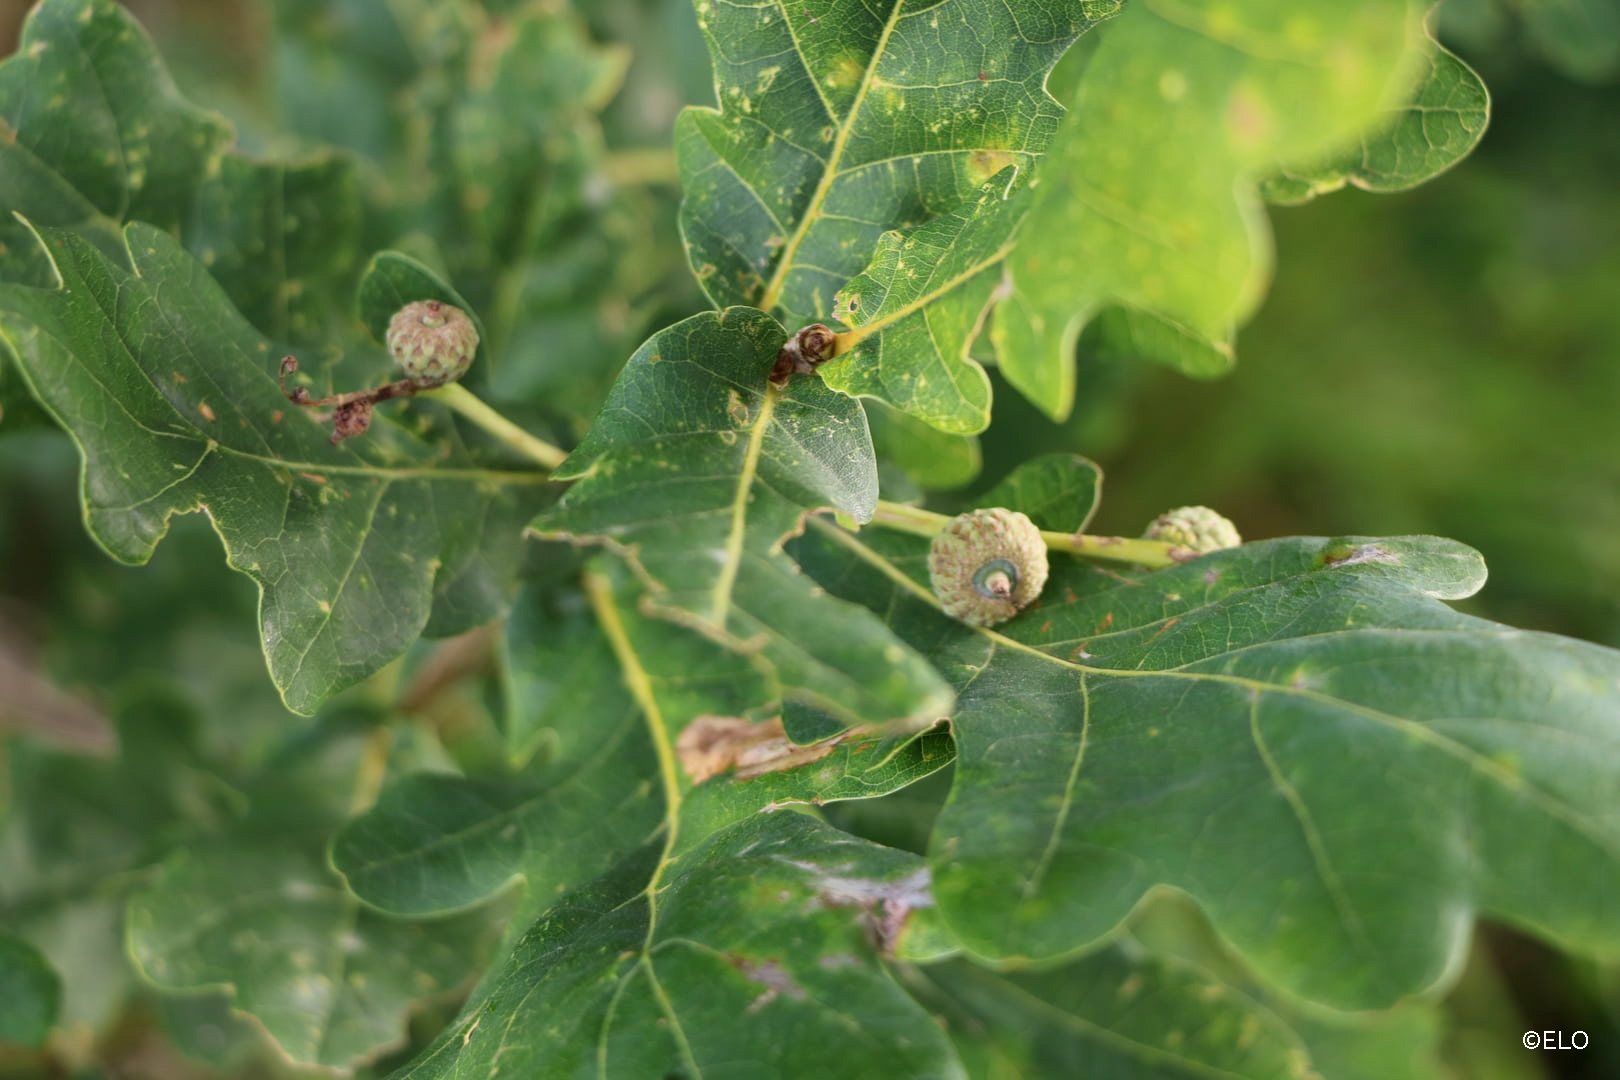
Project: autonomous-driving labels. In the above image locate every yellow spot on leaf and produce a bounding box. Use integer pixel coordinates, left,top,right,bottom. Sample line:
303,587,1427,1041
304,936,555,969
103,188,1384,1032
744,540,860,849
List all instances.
825,55,864,89
966,149,1016,186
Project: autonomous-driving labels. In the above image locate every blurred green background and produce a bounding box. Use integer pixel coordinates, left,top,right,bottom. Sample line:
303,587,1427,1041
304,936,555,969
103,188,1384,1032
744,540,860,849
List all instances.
1039,29,1620,649
1,1,1617,1077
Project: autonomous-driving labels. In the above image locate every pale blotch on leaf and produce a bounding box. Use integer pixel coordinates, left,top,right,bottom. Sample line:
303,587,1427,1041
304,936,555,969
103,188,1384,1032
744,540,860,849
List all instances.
966,148,1017,186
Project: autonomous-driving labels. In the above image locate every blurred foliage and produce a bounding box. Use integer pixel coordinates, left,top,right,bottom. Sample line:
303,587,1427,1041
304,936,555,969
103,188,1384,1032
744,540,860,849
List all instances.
977,32,1620,650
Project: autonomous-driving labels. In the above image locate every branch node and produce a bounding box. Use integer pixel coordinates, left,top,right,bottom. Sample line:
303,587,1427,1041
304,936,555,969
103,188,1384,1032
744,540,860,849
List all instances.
770,323,838,385
279,355,420,444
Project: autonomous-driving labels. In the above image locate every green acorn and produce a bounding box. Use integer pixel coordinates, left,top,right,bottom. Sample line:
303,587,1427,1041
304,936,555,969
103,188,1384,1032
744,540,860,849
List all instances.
386,300,479,388
928,507,1049,627
1143,505,1241,554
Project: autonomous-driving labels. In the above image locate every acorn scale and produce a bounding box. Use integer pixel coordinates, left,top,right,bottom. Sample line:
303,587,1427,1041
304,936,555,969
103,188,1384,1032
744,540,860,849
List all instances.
386,300,479,388
1143,505,1241,553
928,507,1049,627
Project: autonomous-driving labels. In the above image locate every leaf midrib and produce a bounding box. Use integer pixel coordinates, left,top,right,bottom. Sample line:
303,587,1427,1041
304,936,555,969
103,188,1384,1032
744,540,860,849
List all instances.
1246,688,1375,958
280,479,389,693
584,570,704,1079
0,310,546,486
842,237,1019,351
708,384,777,625
758,0,906,314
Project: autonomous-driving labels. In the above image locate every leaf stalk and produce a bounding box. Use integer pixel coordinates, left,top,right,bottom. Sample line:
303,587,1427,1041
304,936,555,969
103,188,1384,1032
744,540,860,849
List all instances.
422,384,570,469
869,499,1187,568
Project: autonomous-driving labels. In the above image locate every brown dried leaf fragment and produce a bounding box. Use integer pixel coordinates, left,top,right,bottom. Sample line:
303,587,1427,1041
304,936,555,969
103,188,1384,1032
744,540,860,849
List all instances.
676,715,837,784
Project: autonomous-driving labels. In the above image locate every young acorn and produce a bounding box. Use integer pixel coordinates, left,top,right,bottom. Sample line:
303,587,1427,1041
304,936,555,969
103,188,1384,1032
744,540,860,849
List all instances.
928,507,1049,627
387,299,479,387
280,299,480,444
1143,505,1241,554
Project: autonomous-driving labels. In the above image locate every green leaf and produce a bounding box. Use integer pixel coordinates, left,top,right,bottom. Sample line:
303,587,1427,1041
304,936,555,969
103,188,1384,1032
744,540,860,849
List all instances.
676,0,1117,324
1289,1006,1444,1080
793,523,1620,1010
915,952,1314,1080
391,813,963,1079
356,251,488,362
1127,891,1448,1080
867,399,982,493
1263,42,1490,206
448,9,628,269
0,933,61,1047
501,577,656,769
821,170,1023,433
993,0,1432,420
0,0,225,236
1072,304,1235,380
127,835,499,1071
334,576,670,918
823,179,1241,428
974,453,1101,533
0,690,236,1034
153,990,290,1073
0,223,548,713
0,0,358,340
800,5,1492,431
335,566,954,917
183,154,361,344
1513,0,1620,83
535,307,952,732
120,717,506,1072
332,723,658,918
268,0,417,161
680,720,957,855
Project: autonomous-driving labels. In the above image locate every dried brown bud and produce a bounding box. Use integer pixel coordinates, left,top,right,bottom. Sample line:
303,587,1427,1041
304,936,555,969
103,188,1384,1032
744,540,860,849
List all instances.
770,323,839,386
331,399,373,444
278,354,410,446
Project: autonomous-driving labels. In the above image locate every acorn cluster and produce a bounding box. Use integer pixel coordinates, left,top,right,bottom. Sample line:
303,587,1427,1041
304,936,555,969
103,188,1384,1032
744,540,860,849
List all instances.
924,503,1243,628
279,300,479,444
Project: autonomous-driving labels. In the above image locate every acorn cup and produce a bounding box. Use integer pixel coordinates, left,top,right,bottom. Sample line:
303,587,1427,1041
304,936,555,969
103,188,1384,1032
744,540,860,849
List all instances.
387,300,479,388
1143,505,1241,554
927,507,1049,627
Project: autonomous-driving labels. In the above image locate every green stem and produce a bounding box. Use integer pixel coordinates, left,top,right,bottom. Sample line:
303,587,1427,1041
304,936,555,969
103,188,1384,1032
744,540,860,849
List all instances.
424,383,569,470
419,388,1183,569
870,499,1187,569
